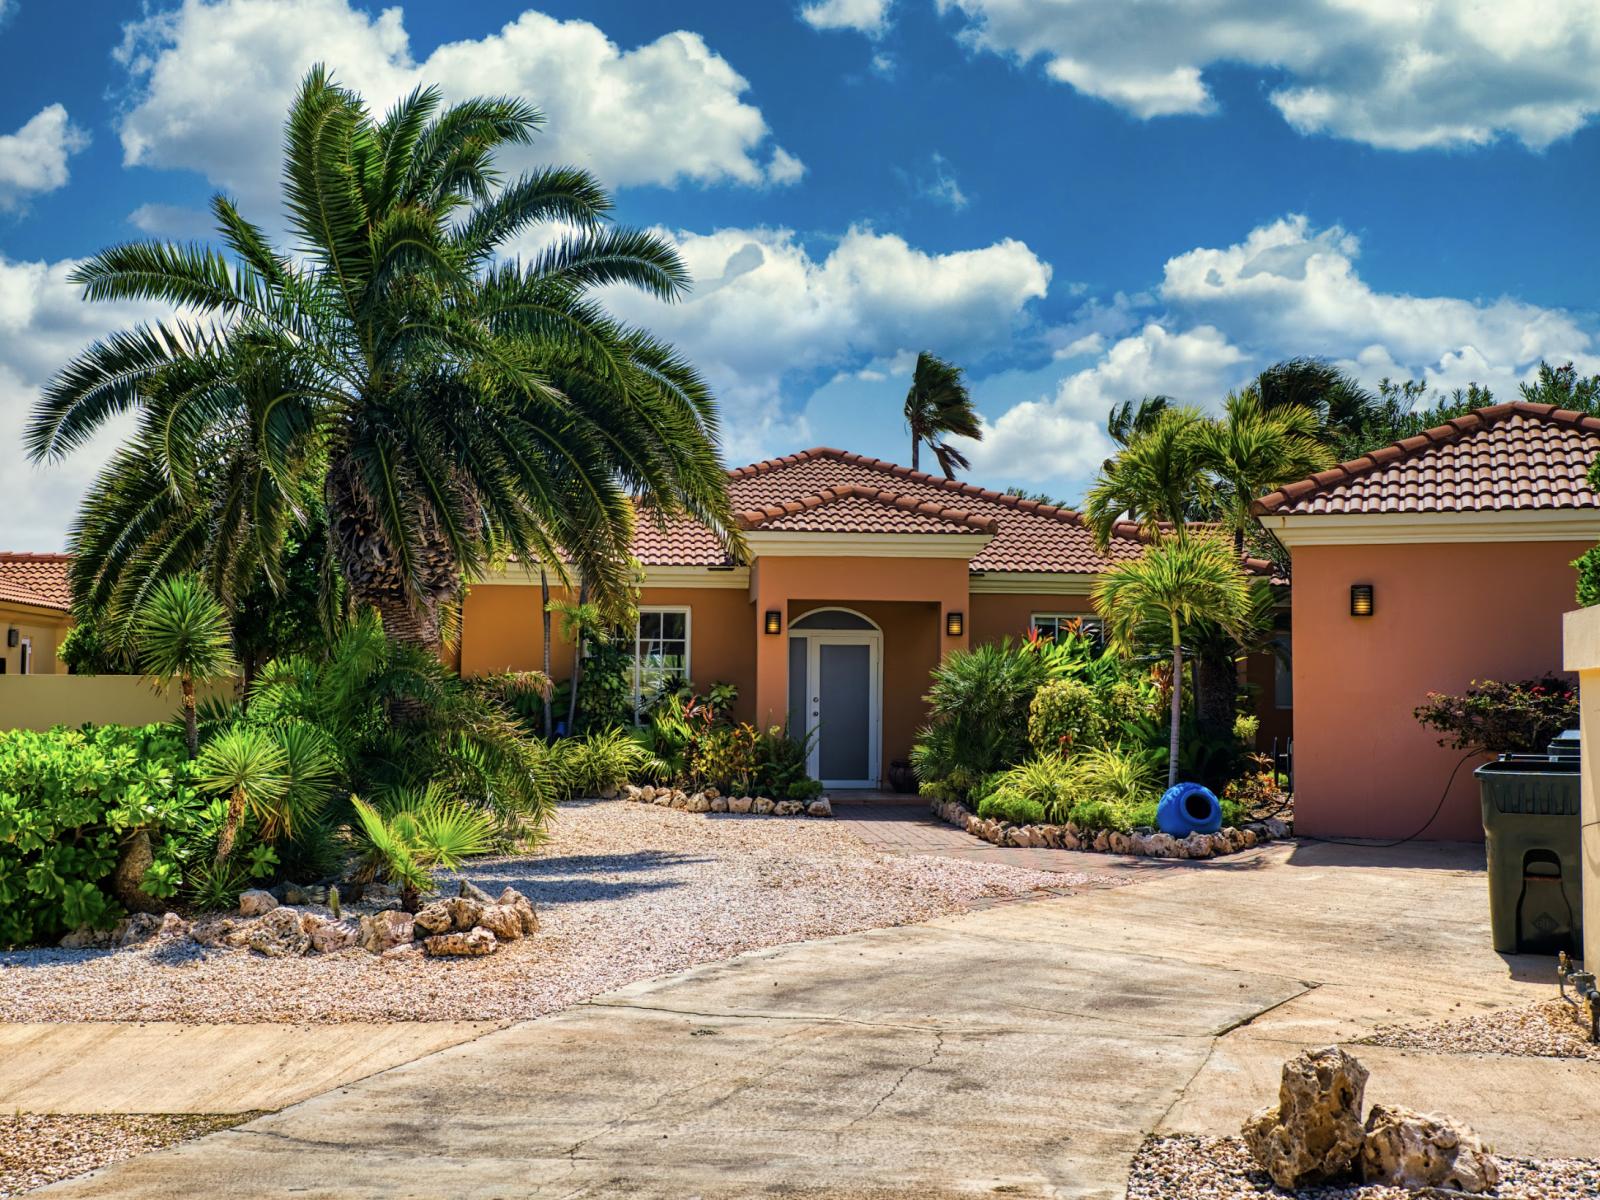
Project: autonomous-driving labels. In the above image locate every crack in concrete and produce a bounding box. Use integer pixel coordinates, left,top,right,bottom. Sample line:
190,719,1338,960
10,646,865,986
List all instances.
1209,982,1319,1038
844,1029,946,1130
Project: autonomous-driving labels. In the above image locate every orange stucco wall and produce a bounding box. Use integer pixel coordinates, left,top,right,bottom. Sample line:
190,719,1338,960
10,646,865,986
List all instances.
1291,539,1586,841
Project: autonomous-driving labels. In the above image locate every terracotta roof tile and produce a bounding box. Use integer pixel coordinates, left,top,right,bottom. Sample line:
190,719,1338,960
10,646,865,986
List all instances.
1252,402,1600,517
635,448,1150,573
0,552,72,612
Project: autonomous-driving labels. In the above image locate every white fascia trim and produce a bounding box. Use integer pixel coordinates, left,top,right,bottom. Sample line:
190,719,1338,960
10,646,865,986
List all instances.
968,571,1099,595
1265,508,1600,546
470,564,750,589
743,532,994,560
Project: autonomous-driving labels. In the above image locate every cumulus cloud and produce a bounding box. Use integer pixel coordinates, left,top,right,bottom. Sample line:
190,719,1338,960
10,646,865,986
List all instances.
0,257,170,551
115,0,802,213
600,224,1050,462
0,105,89,211
938,0,1600,149
799,0,894,38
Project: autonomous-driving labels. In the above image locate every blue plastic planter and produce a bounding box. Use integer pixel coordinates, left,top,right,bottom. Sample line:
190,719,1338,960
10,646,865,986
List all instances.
1157,782,1222,836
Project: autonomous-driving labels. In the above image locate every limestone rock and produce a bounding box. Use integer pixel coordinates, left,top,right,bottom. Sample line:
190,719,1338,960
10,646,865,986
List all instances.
773,799,804,816
458,879,495,904
424,927,498,957
638,785,655,802
1262,817,1290,840
1242,1047,1370,1190
111,830,163,915
1183,832,1214,859
310,921,359,953
247,907,311,957
446,897,485,931
599,786,619,800
239,889,279,917
1092,830,1110,853
1146,832,1177,857
497,887,540,935
1236,827,1258,849
358,910,415,954
704,787,721,800
1108,832,1133,855
728,796,754,814
710,796,729,813
413,901,454,936
624,785,642,802
1059,829,1082,851
751,797,776,815
115,911,190,948
685,793,712,813
669,791,690,810
475,903,524,942
1360,1104,1500,1193
807,799,833,817
58,924,115,950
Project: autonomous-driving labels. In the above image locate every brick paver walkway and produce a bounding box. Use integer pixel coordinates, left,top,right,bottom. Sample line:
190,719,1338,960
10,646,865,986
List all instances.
829,792,1180,881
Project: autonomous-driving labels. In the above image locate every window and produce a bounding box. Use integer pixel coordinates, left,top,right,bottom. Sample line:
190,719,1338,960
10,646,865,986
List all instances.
1273,635,1293,709
1031,613,1104,650
17,637,30,676
634,608,690,712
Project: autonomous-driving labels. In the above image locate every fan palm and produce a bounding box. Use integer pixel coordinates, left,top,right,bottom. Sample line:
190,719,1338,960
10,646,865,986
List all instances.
135,575,237,757
1094,536,1253,787
351,786,496,911
1106,394,1171,448
903,351,982,478
29,66,736,655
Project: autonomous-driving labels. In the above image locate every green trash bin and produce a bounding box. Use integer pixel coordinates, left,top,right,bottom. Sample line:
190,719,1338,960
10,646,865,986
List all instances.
1475,730,1583,956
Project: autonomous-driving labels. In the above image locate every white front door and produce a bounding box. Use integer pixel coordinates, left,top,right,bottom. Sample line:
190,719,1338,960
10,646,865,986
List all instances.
790,630,881,788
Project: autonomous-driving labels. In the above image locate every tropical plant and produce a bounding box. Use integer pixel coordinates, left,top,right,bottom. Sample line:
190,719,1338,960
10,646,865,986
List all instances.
979,755,1077,821
557,727,660,797
0,724,204,947
194,725,288,865
134,576,237,757
1106,395,1171,448
1084,406,1215,545
28,66,737,657
975,790,1047,826
1094,536,1254,787
350,786,496,911
1193,391,1332,556
903,351,981,478
1414,676,1577,756
1027,678,1106,756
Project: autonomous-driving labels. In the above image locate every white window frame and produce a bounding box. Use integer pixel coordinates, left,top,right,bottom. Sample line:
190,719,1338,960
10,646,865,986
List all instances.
17,636,31,676
1030,612,1104,645
632,606,691,714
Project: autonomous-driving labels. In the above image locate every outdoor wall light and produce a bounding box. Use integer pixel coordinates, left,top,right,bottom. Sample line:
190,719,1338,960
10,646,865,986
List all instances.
945,611,964,637
4,628,15,648
764,610,783,635
1350,584,1375,618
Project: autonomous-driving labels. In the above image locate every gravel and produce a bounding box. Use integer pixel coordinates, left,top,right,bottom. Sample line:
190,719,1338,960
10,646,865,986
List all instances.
1128,1134,1600,1199
1362,998,1600,1061
0,1114,251,1197
0,800,1113,1024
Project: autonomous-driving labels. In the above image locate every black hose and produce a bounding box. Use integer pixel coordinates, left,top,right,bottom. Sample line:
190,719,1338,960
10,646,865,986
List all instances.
1298,749,1485,849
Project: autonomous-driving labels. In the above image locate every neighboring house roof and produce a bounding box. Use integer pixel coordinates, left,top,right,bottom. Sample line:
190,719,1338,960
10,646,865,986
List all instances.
634,447,1150,573
0,552,73,613
1253,402,1600,517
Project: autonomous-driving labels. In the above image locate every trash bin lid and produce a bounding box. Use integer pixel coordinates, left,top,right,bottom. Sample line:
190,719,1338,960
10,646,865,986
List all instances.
1547,728,1581,760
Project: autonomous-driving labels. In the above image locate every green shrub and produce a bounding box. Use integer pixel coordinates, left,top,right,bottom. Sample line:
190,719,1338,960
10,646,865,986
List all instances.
1058,748,1161,829
981,756,1079,818
556,728,659,797
1028,678,1106,755
693,723,759,794
751,725,821,801
976,792,1047,825
1232,713,1260,745
1101,679,1159,734
1414,676,1577,755
1576,542,1600,607
0,724,205,947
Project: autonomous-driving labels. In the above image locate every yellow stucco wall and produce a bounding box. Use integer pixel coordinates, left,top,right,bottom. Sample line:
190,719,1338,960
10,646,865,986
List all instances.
0,603,72,675
0,675,239,731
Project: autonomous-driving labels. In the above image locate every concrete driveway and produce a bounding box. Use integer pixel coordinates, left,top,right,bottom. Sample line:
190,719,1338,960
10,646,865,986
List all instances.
39,840,1599,1199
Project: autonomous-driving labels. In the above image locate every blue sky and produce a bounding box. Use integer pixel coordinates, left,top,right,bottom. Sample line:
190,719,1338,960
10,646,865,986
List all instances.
3,0,1599,549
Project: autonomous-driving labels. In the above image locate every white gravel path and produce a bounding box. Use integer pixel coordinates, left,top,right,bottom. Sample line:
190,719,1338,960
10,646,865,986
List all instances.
0,800,1113,1024
1363,997,1599,1061
0,1114,249,1198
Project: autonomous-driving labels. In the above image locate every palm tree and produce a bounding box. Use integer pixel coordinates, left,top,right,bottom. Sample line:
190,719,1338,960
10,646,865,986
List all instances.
1083,406,1215,548
1094,536,1252,787
1106,395,1171,448
29,67,737,656
351,785,496,912
195,725,289,865
904,351,982,477
1252,357,1375,446
1194,392,1333,556
135,575,237,757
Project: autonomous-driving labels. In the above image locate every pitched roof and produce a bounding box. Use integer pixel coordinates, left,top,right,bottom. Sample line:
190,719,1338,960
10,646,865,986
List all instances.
0,552,73,613
633,447,1149,573
1253,402,1600,517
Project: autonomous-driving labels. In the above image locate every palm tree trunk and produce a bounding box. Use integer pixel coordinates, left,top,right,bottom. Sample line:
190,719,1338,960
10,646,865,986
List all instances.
910,436,920,472
566,579,588,734
539,570,554,741
215,784,246,864
1168,614,1183,789
181,673,198,759
1196,642,1238,746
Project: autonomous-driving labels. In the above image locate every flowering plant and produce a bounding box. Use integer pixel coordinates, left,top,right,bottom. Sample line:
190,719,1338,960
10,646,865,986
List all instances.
1413,676,1578,755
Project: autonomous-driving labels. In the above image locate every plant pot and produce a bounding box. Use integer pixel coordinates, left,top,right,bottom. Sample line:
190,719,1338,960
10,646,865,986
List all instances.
887,760,916,793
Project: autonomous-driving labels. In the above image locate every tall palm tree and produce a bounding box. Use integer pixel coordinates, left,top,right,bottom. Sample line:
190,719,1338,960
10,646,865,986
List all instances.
1083,406,1215,548
29,67,737,655
135,575,237,757
903,351,982,477
1194,392,1333,556
1094,536,1253,787
1252,357,1375,447
1106,394,1171,448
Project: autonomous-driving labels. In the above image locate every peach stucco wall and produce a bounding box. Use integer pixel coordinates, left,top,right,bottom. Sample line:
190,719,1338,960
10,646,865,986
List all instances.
969,593,1095,647
1292,539,1587,841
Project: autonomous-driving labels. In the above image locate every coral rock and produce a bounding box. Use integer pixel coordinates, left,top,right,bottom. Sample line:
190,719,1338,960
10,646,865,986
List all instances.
458,879,495,904
751,797,776,815
446,897,485,931
413,902,454,935
475,903,524,942
238,889,279,917
247,907,311,957
685,793,712,813
310,921,359,953
497,887,540,935
424,927,498,957
807,799,833,817
728,796,754,814
773,800,804,816
1242,1047,1369,1190
709,796,729,813
1360,1104,1500,1193
358,910,415,954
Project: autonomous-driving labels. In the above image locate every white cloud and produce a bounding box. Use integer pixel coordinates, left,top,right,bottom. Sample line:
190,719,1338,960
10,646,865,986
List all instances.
115,1,802,214
799,0,894,38
918,152,969,210
938,0,1600,149
601,224,1050,462
127,202,214,239
0,257,170,552
0,105,89,211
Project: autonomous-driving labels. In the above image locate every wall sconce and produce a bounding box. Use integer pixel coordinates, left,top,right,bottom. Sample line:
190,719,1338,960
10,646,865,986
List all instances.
5,628,15,648
945,611,964,637
764,610,783,636
1350,584,1374,618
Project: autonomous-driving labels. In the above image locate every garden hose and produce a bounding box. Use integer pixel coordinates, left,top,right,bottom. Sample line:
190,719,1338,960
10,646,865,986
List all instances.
1298,749,1483,850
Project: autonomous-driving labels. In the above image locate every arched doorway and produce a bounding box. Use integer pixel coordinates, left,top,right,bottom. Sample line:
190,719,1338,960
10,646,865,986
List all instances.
788,608,883,788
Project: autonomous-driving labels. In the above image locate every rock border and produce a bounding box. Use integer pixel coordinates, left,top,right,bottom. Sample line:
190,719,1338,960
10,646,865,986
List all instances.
927,796,1290,859
620,784,833,818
